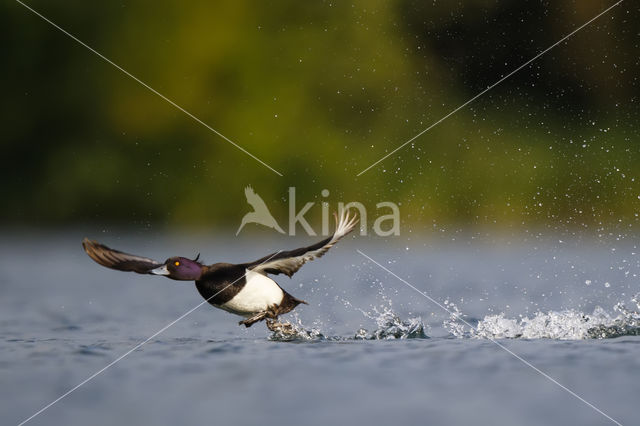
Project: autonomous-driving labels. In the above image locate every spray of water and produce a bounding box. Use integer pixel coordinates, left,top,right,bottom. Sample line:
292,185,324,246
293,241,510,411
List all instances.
444,294,640,340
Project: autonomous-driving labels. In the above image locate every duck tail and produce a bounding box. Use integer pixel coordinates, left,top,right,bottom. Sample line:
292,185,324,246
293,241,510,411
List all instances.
279,292,308,314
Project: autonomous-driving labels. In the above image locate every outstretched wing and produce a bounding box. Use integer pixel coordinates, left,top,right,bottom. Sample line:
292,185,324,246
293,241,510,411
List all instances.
82,238,163,274
246,210,358,278
244,186,269,212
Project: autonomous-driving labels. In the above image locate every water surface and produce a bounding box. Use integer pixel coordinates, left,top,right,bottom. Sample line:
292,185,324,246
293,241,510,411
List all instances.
1,232,639,425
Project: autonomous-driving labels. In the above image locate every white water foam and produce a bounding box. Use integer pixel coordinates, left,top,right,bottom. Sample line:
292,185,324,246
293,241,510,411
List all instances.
445,295,640,340
266,313,326,342
267,297,429,341
354,305,427,340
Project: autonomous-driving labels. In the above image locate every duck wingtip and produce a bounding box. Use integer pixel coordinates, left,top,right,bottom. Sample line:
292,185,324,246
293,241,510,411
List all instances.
82,237,97,251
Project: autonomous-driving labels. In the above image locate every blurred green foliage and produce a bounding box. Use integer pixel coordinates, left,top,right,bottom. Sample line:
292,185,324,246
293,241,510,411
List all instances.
2,0,639,232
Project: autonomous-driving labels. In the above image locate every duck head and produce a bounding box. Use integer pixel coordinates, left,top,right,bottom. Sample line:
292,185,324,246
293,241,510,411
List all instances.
151,255,203,280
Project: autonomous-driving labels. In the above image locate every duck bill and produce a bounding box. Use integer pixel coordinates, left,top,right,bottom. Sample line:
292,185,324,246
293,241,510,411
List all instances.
150,265,170,275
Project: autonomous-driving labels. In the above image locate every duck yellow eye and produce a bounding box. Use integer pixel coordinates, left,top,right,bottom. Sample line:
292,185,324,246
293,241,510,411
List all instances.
174,261,180,266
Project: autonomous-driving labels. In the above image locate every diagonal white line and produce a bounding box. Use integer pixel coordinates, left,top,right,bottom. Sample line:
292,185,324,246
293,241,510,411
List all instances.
15,0,283,177
356,249,623,426
357,0,625,176
17,250,283,426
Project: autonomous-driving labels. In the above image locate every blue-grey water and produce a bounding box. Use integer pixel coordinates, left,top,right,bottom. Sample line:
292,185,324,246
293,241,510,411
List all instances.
1,231,639,426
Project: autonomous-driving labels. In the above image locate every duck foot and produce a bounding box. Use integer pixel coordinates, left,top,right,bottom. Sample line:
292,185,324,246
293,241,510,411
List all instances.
239,311,268,328
266,319,294,334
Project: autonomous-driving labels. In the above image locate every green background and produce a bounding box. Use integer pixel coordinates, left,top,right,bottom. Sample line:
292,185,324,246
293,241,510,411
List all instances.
2,1,638,234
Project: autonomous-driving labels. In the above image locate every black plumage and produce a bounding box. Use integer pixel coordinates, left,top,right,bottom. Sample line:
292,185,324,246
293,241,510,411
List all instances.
82,211,358,330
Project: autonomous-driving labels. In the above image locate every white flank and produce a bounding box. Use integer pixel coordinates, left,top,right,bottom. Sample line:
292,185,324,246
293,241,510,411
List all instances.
220,269,284,316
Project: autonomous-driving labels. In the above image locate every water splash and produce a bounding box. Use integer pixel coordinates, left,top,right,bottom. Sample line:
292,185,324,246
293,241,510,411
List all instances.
354,310,427,340
267,314,326,342
267,297,429,341
348,280,429,340
445,295,640,340
442,300,468,338
354,305,428,340
587,298,640,339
